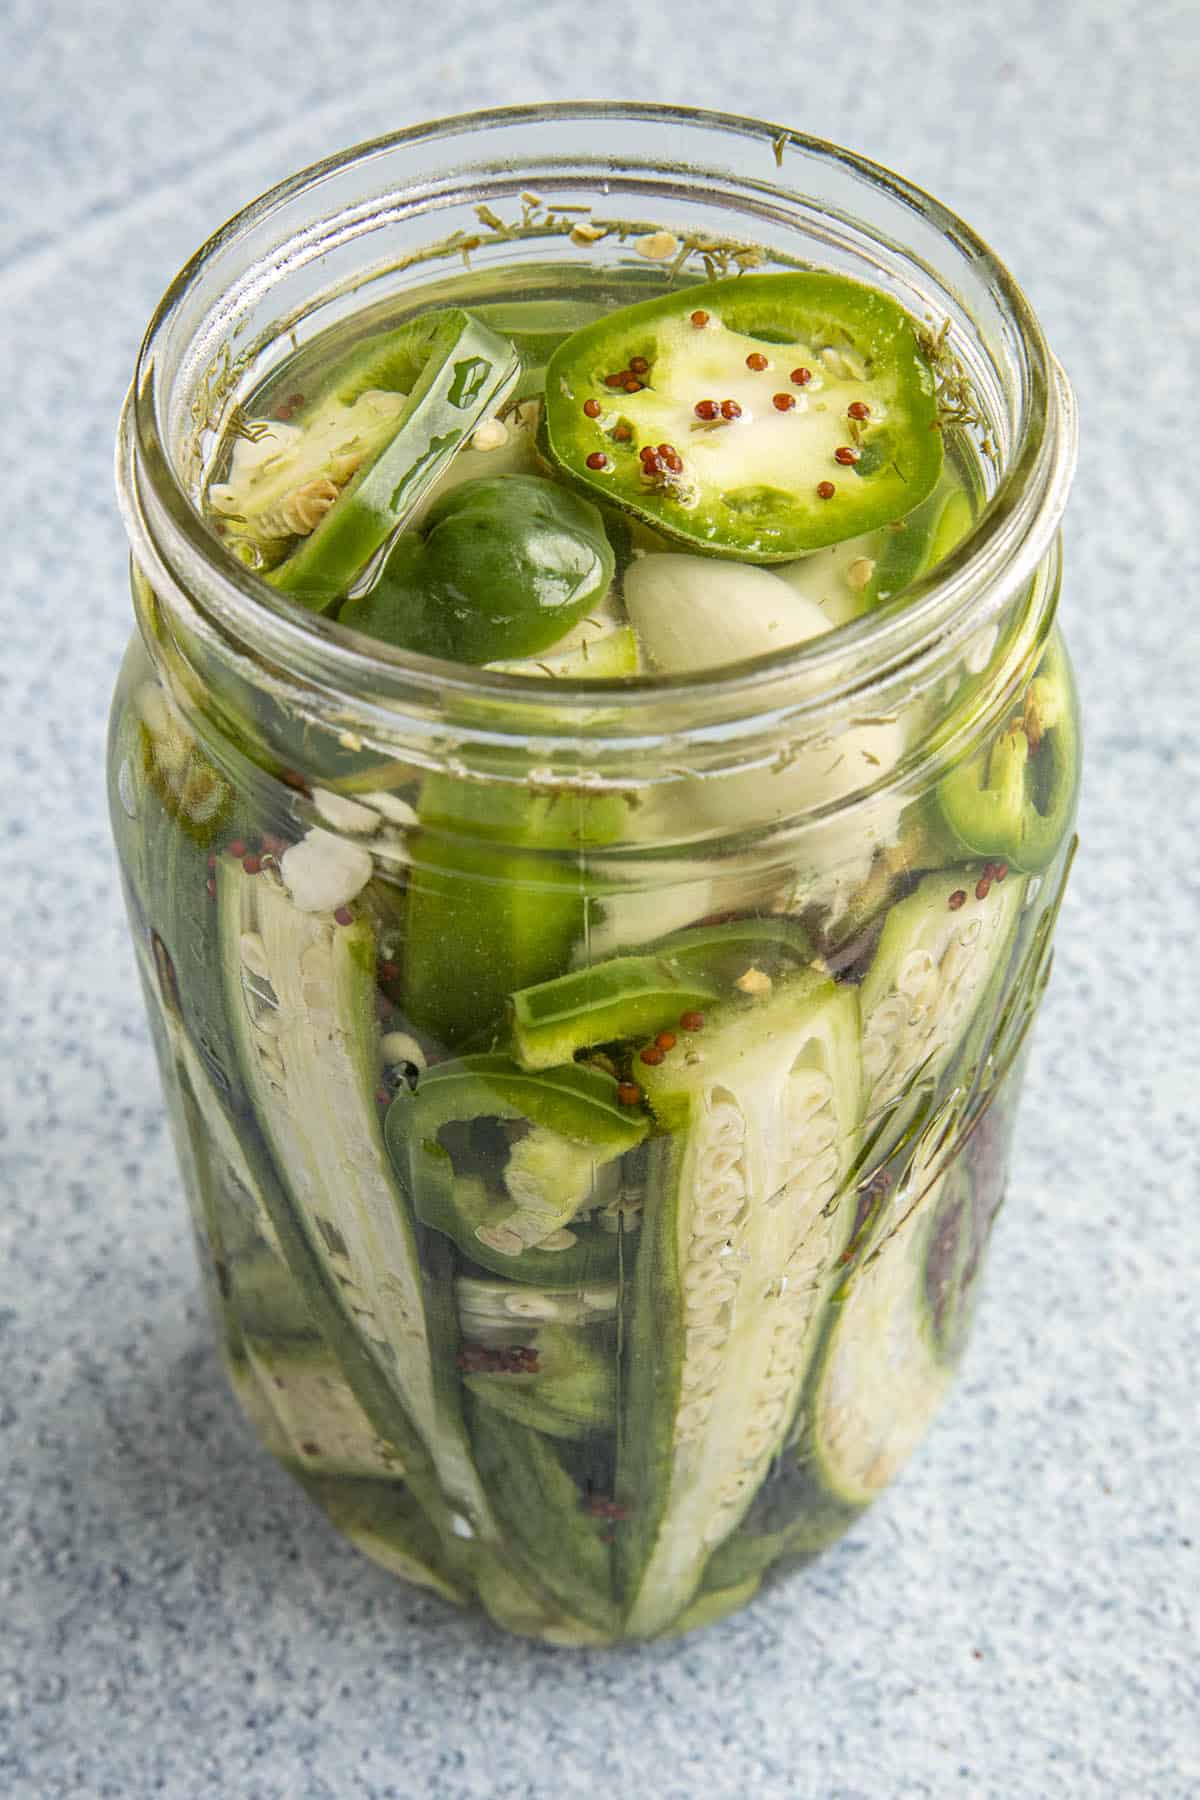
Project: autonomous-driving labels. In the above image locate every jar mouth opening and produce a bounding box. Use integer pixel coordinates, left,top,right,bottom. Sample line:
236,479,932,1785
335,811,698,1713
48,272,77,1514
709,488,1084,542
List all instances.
119,100,1076,737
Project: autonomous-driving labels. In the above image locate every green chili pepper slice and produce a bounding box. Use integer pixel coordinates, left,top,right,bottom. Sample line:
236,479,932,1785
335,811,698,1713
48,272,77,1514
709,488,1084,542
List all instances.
508,915,813,1071
937,634,1080,872
542,272,942,561
385,1054,647,1285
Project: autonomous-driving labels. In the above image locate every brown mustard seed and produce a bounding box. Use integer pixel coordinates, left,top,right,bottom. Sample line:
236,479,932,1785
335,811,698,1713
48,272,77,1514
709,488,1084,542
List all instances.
585,451,609,470
948,888,968,910
655,1031,677,1052
613,422,632,441
583,398,601,418
975,876,992,901
664,451,683,473
690,309,710,328
791,366,812,385
834,445,862,465
746,352,769,371
694,399,719,420
772,392,795,412
333,906,354,926
816,480,836,499
604,371,628,389
639,1045,665,1067
623,378,643,394
994,860,1010,882
847,400,871,420
629,355,649,374
679,1010,705,1032
720,399,742,420
242,854,261,875
227,839,246,858
617,1081,643,1105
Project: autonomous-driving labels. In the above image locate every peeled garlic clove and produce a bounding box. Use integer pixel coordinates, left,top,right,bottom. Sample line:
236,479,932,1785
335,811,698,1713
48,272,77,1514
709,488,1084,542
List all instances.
280,828,373,912
311,788,380,835
623,554,830,673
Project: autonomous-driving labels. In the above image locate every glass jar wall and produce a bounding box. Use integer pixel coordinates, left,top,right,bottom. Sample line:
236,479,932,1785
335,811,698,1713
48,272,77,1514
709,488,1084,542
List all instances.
111,105,1079,1644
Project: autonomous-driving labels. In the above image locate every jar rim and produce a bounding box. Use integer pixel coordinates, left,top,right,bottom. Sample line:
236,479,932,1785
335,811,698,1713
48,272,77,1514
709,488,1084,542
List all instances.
117,100,1076,754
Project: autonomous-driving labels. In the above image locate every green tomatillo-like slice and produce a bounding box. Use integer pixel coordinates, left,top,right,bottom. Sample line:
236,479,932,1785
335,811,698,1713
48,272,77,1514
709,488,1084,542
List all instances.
262,310,521,611
937,635,1080,872
338,474,614,664
542,273,942,561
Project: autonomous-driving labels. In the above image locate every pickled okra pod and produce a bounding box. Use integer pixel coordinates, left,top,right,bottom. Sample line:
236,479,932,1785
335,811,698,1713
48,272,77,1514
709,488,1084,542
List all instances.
216,309,522,609
617,968,864,1638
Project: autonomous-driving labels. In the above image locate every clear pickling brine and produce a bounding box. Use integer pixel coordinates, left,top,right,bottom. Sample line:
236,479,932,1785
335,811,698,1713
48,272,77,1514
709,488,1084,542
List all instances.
111,110,1079,1643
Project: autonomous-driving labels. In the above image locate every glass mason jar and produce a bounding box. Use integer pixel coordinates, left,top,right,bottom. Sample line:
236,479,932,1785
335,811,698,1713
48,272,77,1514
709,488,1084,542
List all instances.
111,105,1079,1646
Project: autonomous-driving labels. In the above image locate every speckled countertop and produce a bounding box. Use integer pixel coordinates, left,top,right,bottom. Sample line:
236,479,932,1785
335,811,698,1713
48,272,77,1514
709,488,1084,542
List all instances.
3,3,1198,1795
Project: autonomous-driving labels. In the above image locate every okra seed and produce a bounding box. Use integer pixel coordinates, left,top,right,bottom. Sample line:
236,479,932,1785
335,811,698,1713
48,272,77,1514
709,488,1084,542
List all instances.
948,889,967,910
772,392,795,412
746,352,769,371
583,398,601,418
617,1081,643,1105
816,481,836,499
834,445,861,465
